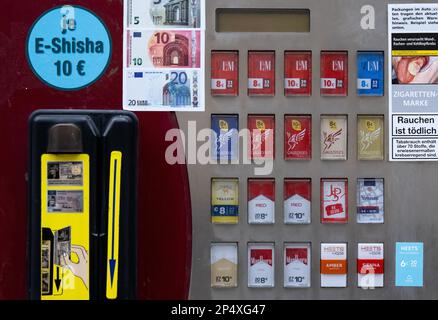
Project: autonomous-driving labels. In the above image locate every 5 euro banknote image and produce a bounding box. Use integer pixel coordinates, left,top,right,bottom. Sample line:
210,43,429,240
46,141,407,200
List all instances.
125,0,202,29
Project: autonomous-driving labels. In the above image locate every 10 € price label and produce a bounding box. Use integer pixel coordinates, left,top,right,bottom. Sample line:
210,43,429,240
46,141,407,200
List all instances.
26,5,112,90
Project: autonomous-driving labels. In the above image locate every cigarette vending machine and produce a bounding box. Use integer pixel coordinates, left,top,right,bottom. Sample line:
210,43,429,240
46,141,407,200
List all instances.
1,0,438,301
171,0,438,299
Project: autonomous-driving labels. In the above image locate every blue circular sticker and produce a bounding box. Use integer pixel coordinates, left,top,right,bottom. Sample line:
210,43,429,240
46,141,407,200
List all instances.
26,5,112,90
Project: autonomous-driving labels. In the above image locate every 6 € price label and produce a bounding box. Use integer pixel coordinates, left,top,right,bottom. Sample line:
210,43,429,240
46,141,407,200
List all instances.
396,242,423,287
26,5,112,90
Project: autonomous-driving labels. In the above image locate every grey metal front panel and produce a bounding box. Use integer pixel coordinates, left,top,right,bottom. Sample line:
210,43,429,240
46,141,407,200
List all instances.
177,0,438,299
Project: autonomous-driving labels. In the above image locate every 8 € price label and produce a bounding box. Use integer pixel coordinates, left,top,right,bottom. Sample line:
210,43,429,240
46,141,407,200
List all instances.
26,5,112,90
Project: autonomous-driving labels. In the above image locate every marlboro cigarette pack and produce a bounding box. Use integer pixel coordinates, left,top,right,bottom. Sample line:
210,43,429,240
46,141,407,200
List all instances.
248,178,275,224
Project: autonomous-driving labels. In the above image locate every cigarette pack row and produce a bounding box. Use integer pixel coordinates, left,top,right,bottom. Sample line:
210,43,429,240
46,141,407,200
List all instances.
211,178,384,224
211,51,384,96
211,243,384,288
212,114,385,161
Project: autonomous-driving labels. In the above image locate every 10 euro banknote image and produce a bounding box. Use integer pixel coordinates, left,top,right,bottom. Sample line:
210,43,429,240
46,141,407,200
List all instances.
126,30,201,68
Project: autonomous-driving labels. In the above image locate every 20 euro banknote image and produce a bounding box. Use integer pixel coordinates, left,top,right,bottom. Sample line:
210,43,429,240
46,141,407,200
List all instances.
125,0,202,29
127,30,201,68
124,69,202,110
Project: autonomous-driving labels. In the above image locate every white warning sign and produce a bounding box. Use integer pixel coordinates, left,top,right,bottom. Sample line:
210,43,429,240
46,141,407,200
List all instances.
392,115,438,160
389,3,438,161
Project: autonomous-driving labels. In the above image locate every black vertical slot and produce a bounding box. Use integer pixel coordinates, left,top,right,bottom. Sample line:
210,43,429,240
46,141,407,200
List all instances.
99,114,138,299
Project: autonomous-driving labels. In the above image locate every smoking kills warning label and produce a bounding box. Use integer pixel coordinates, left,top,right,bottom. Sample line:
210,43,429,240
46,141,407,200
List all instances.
392,115,438,159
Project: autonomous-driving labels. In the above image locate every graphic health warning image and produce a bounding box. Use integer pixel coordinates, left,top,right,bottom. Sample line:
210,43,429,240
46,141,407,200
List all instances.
392,56,438,85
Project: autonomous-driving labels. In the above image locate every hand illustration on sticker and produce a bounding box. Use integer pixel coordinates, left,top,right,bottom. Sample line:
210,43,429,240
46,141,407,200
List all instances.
61,245,89,289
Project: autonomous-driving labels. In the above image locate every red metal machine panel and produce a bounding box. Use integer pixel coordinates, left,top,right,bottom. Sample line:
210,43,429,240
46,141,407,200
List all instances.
0,0,191,300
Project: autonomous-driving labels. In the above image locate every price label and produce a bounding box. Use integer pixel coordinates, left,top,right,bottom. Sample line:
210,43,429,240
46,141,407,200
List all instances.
357,78,372,89
321,78,337,89
285,78,301,89
248,78,264,89
211,79,227,90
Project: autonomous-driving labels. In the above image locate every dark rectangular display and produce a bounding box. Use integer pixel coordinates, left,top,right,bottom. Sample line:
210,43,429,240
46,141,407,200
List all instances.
216,9,310,32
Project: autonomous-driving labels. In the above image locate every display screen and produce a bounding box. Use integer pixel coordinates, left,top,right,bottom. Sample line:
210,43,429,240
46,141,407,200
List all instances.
216,9,310,32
